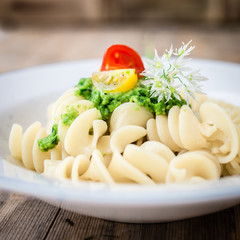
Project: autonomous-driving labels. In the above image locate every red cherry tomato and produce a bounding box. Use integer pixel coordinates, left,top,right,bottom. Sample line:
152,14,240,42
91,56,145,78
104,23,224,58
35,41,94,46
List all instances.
100,44,145,76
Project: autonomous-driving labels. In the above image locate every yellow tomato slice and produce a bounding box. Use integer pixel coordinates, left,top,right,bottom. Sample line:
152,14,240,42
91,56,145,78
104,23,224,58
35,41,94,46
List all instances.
92,69,138,92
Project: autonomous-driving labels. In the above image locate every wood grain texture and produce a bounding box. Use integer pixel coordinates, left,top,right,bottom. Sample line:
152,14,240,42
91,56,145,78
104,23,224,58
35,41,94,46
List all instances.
44,205,240,240
0,191,60,240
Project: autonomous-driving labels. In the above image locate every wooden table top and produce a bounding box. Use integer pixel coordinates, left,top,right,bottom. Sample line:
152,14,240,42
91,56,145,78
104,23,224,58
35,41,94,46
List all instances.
0,24,240,240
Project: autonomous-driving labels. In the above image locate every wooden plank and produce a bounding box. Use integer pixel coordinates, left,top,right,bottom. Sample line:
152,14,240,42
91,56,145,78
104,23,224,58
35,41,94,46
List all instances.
44,204,240,240
234,204,240,239
0,190,60,240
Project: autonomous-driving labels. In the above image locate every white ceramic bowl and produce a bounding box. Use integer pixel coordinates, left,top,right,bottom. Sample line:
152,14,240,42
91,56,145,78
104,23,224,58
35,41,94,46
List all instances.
0,59,240,223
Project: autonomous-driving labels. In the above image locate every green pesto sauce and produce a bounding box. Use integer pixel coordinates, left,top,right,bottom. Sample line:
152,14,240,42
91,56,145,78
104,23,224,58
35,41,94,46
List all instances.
75,77,187,121
61,105,79,126
37,124,59,152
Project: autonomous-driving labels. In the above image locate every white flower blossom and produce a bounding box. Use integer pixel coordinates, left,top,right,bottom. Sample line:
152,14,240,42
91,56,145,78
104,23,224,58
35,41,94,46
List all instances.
141,40,208,104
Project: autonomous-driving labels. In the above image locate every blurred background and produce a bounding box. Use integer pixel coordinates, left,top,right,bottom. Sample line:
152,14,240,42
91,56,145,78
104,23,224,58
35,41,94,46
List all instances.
0,0,240,73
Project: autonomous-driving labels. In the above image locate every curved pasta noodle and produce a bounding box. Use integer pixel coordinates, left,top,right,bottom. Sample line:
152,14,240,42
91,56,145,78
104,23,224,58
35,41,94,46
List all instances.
226,156,240,175
50,88,84,122
63,108,107,158
46,88,85,132
225,126,240,175
9,123,23,160
190,93,208,112
155,114,181,152
166,151,221,183
110,102,153,132
43,159,61,177
146,119,160,141
168,106,183,148
212,99,240,125
123,144,169,183
200,102,239,164
97,135,112,155
44,150,115,184
108,151,155,184
140,141,175,163
32,128,52,173
57,97,94,143
50,142,63,161
9,122,54,172
58,103,106,152
21,122,42,170
147,105,208,152
110,125,147,153
80,150,115,183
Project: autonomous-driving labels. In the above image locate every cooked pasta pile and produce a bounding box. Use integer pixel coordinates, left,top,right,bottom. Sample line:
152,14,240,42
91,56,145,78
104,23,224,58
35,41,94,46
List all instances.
8,88,240,184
